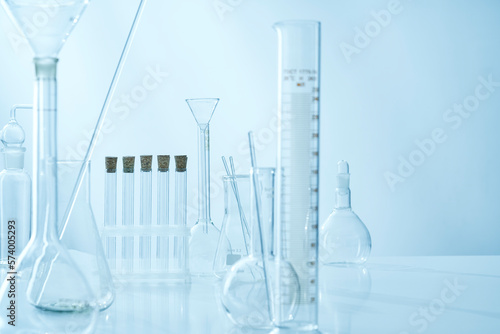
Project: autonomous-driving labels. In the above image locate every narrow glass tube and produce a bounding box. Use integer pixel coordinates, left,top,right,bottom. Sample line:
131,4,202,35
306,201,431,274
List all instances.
122,156,135,272
104,157,118,271
33,58,59,250
140,155,152,271
157,155,170,271
174,156,188,273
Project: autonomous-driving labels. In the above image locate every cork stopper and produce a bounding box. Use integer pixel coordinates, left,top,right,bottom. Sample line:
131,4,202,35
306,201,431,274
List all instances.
123,156,135,173
158,155,170,172
175,155,188,172
105,157,117,173
140,155,153,172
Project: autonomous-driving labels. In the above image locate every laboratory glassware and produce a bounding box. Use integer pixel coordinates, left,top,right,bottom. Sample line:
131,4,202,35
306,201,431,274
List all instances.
122,156,135,273
157,155,170,271
59,0,147,240
140,155,153,271
213,173,251,278
0,0,101,315
104,157,118,271
274,20,321,331
319,161,371,265
0,105,31,272
57,160,115,310
172,155,189,276
222,168,299,329
186,98,229,276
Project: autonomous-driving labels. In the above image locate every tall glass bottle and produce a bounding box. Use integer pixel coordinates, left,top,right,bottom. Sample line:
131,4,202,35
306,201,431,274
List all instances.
0,107,31,273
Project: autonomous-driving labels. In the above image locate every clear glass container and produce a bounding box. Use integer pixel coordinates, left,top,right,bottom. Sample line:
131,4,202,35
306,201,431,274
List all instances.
58,160,115,310
273,20,321,331
214,174,251,278
0,0,101,326
221,168,299,330
320,161,371,265
0,106,31,273
186,98,230,276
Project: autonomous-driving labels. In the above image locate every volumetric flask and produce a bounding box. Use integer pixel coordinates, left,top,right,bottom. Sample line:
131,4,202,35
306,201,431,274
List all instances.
273,20,321,331
214,174,251,278
222,168,299,329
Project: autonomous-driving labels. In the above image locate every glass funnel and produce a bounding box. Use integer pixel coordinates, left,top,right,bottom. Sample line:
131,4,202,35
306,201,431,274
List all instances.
319,161,371,265
0,0,101,320
186,98,229,276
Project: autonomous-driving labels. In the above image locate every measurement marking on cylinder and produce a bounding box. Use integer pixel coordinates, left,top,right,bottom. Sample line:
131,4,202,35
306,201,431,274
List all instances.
312,133,319,138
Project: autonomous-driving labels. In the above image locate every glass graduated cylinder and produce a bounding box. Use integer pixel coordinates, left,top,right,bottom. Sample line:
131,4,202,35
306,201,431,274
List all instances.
274,20,321,331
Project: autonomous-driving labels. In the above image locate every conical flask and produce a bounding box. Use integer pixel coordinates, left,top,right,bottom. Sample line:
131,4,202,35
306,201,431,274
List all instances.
186,98,230,276
319,161,372,265
0,1,100,331
58,160,115,310
213,174,251,278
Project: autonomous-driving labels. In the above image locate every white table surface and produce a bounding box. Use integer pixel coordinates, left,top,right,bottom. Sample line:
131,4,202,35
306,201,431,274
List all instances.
93,256,500,333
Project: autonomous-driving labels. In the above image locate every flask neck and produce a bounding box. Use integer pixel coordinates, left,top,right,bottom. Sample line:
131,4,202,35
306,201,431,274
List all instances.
2,149,25,170
335,187,351,210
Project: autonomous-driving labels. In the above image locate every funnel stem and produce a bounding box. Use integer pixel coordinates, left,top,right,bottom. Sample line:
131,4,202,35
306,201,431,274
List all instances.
33,57,59,242
198,125,211,224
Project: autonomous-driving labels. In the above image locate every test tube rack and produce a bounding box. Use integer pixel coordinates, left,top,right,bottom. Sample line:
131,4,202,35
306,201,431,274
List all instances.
101,155,190,282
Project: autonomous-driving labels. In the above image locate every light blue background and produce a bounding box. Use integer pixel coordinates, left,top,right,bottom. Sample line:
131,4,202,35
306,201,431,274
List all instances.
0,0,499,256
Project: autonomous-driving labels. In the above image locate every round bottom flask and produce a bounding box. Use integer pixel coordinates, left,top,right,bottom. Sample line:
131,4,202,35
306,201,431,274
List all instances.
320,161,371,265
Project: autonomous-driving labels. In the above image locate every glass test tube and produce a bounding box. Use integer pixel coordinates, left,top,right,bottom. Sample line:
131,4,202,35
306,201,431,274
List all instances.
122,156,135,272
157,155,170,271
104,157,118,270
174,156,188,273
140,155,152,271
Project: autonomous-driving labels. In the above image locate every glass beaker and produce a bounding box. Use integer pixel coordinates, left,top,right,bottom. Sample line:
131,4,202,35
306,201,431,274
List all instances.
221,168,299,329
58,160,115,310
214,174,251,278
273,20,321,331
